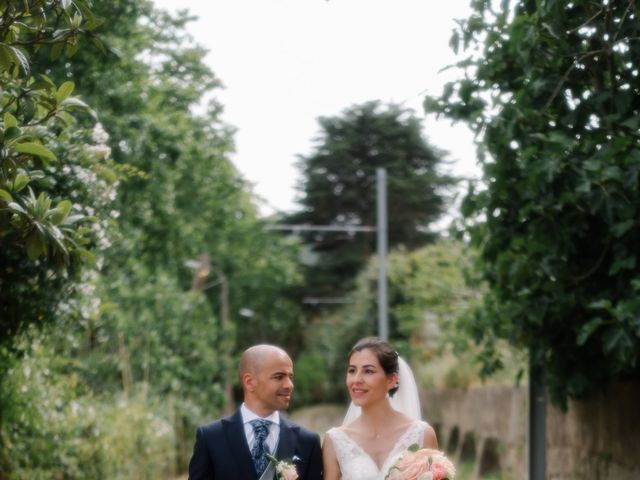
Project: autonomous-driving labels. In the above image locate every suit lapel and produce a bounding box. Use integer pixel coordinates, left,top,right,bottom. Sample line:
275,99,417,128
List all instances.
222,410,258,480
275,416,298,461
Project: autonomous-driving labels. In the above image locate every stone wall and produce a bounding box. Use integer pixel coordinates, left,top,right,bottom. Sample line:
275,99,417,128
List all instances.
421,382,640,479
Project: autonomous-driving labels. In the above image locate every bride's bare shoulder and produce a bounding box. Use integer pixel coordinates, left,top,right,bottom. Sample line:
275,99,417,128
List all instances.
339,416,367,433
421,422,438,449
396,412,416,426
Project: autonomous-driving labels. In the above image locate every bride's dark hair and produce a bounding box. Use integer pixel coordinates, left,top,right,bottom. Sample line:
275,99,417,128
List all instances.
348,336,400,397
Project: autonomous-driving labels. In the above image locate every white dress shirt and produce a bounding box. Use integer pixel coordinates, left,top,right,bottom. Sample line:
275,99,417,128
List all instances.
240,403,281,454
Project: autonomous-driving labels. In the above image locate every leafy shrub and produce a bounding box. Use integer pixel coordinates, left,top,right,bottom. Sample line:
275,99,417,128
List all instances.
292,352,335,407
0,335,183,479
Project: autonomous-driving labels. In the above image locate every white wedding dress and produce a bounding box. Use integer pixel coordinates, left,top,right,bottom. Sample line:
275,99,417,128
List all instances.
326,420,430,480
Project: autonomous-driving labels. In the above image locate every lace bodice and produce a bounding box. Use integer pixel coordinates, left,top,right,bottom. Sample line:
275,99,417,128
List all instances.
326,421,429,480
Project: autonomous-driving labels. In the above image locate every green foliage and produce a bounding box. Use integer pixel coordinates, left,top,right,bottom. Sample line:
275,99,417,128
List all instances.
40,0,306,352
0,0,114,344
2,1,308,478
425,0,640,406
287,101,456,298
291,352,334,407
294,240,490,404
0,337,176,479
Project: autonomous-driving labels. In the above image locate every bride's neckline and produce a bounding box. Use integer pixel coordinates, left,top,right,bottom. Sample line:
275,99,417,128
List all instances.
335,421,422,472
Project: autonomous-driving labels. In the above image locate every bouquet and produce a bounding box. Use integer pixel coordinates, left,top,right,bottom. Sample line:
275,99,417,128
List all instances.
385,445,456,480
267,454,299,480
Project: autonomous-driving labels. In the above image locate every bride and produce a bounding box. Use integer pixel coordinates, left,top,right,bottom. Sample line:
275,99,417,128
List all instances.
322,337,438,480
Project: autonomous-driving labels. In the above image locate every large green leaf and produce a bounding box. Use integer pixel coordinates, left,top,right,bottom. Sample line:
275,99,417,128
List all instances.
14,142,57,161
55,81,75,104
26,231,46,260
0,189,12,202
4,112,18,127
48,200,72,225
576,318,603,346
12,174,30,192
0,43,29,75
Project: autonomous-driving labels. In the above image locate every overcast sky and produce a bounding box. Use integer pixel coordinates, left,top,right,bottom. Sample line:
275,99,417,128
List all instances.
152,0,479,215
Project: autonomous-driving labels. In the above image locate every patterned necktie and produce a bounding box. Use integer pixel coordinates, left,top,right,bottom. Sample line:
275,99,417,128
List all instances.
250,419,271,476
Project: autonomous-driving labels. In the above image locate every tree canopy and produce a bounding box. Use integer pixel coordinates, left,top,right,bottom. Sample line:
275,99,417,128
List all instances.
287,101,455,298
425,0,640,406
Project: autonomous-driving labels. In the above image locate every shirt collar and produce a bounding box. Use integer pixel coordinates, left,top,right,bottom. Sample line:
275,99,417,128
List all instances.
240,403,280,426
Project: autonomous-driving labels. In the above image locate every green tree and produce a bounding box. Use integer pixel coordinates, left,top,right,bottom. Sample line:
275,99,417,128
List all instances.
295,240,487,405
287,101,455,299
2,2,307,476
39,1,306,353
0,1,110,345
425,0,640,406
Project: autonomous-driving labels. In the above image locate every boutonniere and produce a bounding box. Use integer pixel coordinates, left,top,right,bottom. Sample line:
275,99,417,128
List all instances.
267,454,300,480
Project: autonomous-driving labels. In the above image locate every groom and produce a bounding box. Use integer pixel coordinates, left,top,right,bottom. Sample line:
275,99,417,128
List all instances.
188,344,323,479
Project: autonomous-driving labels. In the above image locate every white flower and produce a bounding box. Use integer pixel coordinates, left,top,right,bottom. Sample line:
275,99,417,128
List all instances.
91,123,109,144
87,144,111,161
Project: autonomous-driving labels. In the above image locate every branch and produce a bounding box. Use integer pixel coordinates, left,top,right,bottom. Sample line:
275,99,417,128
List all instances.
542,63,575,112
567,7,604,34
543,49,605,112
572,235,611,283
613,0,635,42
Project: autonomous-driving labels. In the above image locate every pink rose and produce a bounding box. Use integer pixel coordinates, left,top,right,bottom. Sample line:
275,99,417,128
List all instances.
430,462,449,480
430,455,455,480
280,465,298,480
401,460,430,480
394,451,430,480
386,448,456,480
416,449,443,461
395,453,414,470
386,449,456,480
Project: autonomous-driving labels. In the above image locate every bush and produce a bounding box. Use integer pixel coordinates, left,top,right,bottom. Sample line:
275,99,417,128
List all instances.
0,337,180,479
292,352,335,407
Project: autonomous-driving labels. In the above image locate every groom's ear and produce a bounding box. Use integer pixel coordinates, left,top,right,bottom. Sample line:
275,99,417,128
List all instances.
242,372,255,392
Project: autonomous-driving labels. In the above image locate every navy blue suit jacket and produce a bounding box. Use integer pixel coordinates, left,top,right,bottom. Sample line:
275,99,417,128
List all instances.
188,410,323,480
